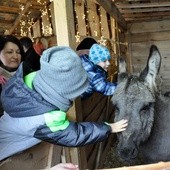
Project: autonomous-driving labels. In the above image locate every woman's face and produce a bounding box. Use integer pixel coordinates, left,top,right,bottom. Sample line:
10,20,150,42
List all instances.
0,42,21,69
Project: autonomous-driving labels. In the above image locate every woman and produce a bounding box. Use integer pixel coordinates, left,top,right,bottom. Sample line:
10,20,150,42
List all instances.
0,35,25,116
0,35,25,73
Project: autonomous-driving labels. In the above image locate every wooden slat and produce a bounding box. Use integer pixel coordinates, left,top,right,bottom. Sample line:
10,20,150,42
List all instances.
52,0,76,47
74,0,87,36
86,0,101,37
41,9,52,36
0,142,58,170
100,6,110,38
0,0,50,7
114,0,149,2
87,143,100,169
130,31,170,43
101,161,170,170
0,6,20,13
81,93,106,118
119,7,170,13
49,2,56,36
123,11,170,20
85,98,107,122
32,20,41,38
0,13,17,22
116,2,170,8
98,134,117,168
129,20,170,33
96,0,127,30
7,1,32,34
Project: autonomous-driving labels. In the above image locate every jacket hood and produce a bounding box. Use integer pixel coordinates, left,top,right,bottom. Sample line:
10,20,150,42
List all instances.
1,63,56,118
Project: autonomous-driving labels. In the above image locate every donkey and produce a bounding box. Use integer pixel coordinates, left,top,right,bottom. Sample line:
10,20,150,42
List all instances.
111,45,170,164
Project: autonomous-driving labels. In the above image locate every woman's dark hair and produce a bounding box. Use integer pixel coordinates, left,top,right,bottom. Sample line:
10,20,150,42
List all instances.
76,37,97,51
0,35,25,62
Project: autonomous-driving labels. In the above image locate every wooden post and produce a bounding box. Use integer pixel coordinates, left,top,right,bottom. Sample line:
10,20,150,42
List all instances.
52,0,82,167
52,0,76,48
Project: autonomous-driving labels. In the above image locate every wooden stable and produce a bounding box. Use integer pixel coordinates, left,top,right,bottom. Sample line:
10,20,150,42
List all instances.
1,0,170,169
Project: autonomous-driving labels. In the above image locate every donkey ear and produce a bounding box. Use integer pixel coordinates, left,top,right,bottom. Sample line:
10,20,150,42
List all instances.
140,45,161,88
118,57,128,83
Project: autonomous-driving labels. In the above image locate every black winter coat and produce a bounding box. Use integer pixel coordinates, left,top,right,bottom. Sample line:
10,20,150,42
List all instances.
25,46,40,71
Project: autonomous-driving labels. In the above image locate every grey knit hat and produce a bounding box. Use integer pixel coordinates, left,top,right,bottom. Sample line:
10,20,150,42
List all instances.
33,46,89,110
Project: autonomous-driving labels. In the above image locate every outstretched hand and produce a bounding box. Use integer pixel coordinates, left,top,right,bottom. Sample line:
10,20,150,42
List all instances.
109,119,128,133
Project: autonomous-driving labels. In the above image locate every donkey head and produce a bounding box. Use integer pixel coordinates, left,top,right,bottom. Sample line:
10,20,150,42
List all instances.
111,45,161,161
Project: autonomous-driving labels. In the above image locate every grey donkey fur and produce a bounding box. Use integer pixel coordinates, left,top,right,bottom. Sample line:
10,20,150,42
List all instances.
111,45,170,164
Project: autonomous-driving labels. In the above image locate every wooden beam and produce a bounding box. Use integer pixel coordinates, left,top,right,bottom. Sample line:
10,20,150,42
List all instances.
116,2,170,8
0,5,44,13
123,11,170,18
120,7,170,13
96,0,127,30
103,161,170,170
7,1,32,35
0,6,20,13
52,0,76,48
0,13,17,22
74,0,87,36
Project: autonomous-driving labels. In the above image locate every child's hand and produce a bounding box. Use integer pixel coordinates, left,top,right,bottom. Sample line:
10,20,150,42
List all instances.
109,119,128,133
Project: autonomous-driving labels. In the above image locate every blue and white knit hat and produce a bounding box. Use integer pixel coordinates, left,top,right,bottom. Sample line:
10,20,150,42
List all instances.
89,44,111,64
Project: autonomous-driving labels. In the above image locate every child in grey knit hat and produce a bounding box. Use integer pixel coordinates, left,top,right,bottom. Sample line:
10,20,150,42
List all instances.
0,46,127,161
80,44,117,98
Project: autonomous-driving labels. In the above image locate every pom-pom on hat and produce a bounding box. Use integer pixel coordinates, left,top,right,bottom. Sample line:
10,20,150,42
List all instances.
89,44,111,65
33,46,89,110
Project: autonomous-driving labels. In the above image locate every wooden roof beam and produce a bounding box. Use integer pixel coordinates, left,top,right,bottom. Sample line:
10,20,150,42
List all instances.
96,0,127,31
0,6,20,13
6,1,32,35
116,2,170,8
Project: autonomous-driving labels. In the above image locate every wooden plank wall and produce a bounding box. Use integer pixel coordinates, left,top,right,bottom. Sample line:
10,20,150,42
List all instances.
74,0,127,80
0,142,62,170
75,93,116,169
127,19,170,93
73,1,128,169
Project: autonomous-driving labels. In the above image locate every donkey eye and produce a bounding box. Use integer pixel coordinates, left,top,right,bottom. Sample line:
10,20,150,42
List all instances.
114,105,119,112
141,103,152,112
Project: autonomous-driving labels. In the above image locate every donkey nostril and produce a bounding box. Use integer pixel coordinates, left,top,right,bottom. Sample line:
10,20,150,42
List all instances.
130,148,137,158
119,147,138,160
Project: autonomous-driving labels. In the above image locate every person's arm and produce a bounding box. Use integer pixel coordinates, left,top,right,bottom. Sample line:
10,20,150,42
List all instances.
33,110,127,147
92,73,117,95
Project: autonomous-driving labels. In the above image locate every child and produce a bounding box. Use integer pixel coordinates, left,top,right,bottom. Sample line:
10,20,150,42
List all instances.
81,44,117,98
0,46,127,161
